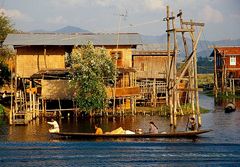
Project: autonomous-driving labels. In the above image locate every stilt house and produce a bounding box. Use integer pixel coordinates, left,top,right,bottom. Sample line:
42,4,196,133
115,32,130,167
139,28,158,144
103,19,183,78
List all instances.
211,46,240,93
3,33,142,117
132,44,174,107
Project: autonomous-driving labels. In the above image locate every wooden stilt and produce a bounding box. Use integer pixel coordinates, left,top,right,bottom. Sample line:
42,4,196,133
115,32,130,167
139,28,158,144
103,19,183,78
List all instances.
190,21,201,127
166,6,174,127
164,6,204,129
213,48,218,96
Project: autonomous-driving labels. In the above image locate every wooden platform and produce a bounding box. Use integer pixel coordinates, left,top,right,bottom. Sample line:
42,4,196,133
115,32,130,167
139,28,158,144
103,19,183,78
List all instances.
51,129,212,139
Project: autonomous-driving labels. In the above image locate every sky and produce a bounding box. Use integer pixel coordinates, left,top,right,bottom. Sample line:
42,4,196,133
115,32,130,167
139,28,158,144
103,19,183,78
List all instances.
0,0,240,41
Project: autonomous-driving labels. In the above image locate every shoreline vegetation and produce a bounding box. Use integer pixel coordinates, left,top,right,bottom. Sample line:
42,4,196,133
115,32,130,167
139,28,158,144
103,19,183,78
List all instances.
0,102,210,118
136,104,209,117
0,73,219,119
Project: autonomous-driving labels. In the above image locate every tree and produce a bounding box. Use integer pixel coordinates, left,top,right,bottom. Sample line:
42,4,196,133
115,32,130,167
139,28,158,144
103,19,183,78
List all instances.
0,13,17,43
0,13,17,85
70,43,117,114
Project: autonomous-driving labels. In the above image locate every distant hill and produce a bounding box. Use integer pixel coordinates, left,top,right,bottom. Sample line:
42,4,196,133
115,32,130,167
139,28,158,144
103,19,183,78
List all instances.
29,26,240,58
54,26,90,33
141,34,240,59
30,26,90,33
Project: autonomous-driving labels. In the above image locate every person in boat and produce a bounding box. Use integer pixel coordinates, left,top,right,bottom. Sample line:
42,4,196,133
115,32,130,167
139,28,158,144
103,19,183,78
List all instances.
149,121,158,134
95,124,103,135
188,117,196,131
47,119,60,133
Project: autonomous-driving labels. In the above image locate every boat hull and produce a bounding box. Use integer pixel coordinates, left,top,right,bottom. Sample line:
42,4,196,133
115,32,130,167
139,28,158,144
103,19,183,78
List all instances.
51,129,212,139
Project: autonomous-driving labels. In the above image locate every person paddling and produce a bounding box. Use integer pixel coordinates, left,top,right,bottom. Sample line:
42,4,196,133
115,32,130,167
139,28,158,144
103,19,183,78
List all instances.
47,119,60,133
187,117,196,131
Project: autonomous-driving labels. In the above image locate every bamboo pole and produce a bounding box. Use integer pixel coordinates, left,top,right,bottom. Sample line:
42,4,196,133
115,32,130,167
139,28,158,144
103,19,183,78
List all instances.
30,80,32,112
172,27,204,88
213,48,218,96
172,11,178,128
14,74,17,122
190,21,201,127
153,78,156,107
189,23,195,118
179,10,191,105
58,98,62,117
9,58,13,125
222,52,226,93
233,79,235,95
166,6,174,126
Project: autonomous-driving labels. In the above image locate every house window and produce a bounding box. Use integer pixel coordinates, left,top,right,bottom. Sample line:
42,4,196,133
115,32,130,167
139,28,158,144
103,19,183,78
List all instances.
230,56,236,66
110,51,123,67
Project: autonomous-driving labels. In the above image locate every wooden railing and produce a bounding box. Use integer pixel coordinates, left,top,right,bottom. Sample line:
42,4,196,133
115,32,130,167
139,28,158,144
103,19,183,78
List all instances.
106,86,140,98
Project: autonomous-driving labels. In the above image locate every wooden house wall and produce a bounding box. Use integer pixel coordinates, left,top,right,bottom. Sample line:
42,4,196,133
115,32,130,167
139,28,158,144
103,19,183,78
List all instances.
41,80,74,100
16,46,65,78
72,45,133,68
116,73,133,87
133,56,169,79
224,55,240,68
216,54,240,78
106,46,132,68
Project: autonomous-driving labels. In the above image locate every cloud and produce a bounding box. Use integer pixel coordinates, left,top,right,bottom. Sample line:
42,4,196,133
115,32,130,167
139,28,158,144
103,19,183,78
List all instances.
95,0,113,7
0,8,32,21
199,5,224,23
144,0,165,11
50,0,84,7
46,16,67,25
50,0,164,12
230,13,240,21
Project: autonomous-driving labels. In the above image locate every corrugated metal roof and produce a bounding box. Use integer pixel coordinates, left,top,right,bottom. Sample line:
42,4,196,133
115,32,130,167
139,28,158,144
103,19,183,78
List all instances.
210,46,240,57
215,46,240,55
3,33,142,46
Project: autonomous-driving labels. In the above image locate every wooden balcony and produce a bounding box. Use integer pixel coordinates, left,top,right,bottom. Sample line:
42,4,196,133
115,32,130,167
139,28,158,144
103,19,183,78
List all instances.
106,86,140,98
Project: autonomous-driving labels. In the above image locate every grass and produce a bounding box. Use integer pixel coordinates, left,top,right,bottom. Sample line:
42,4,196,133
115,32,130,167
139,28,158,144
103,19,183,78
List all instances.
197,74,214,85
136,103,209,117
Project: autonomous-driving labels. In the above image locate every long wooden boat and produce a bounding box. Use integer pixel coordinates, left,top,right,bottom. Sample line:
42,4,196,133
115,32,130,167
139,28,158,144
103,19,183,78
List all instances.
51,129,212,139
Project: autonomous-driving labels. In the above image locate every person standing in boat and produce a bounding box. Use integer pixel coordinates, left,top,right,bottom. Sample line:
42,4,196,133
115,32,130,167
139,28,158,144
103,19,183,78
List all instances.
149,121,158,134
95,124,103,134
188,117,196,131
47,119,60,133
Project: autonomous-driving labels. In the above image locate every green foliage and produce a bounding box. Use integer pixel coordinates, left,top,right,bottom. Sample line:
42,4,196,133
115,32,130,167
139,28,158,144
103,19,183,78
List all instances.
0,13,17,86
0,104,4,114
0,13,17,42
70,43,117,113
0,62,10,85
137,103,209,117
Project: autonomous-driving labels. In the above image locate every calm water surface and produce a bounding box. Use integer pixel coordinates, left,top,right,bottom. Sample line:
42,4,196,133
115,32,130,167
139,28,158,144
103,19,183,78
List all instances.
0,93,240,166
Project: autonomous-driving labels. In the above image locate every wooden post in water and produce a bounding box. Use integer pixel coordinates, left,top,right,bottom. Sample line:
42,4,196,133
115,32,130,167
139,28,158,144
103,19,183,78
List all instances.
166,5,173,127
164,6,204,129
9,61,13,125
171,11,178,128
190,20,201,127
153,78,156,108
213,48,218,96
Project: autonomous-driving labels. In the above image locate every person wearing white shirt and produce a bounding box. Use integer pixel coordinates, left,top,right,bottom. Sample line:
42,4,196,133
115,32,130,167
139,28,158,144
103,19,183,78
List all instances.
47,119,60,133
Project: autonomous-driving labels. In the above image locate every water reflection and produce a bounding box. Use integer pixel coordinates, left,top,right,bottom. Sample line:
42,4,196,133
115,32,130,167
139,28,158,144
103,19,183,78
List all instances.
0,93,240,143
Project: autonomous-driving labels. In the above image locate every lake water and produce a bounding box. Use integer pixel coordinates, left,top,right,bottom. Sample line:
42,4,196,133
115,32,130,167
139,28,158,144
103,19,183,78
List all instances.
0,93,240,166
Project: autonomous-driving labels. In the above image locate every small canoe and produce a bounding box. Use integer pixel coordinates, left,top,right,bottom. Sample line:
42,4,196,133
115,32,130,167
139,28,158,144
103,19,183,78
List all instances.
51,129,212,139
